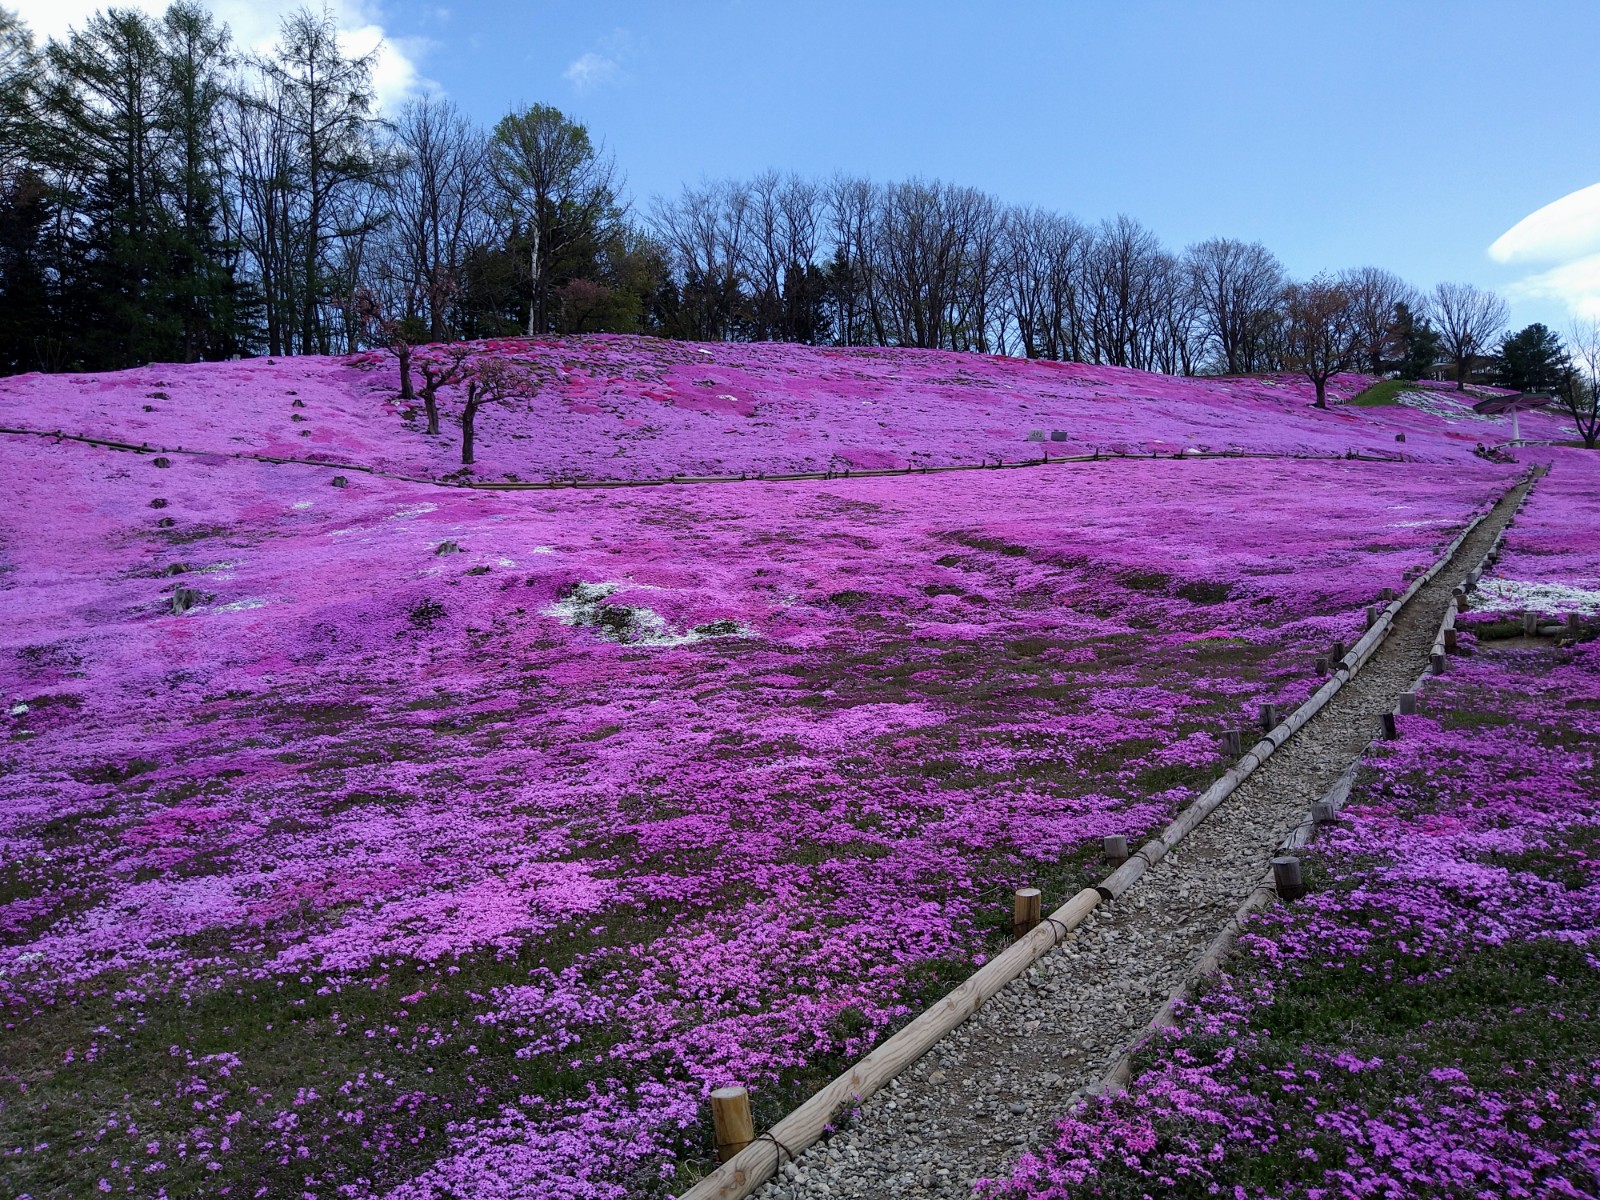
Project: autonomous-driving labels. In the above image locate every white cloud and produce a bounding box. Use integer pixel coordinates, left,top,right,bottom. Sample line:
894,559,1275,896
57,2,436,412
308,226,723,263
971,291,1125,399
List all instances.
1501,252,1600,322
10,0,429,111
1490,181,1600,265
1490,181,1600,319
563,50,620,92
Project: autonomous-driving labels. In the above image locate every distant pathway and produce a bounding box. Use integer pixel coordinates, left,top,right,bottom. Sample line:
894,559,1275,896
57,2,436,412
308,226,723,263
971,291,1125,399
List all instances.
752,474,1537,1200
0,421,1419,494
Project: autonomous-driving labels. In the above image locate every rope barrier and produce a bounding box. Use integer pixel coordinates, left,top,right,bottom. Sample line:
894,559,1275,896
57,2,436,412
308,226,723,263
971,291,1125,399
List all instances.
0,422,1436,494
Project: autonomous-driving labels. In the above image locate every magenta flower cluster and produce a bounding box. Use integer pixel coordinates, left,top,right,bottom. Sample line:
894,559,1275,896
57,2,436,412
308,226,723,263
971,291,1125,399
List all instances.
986,496,1600,1199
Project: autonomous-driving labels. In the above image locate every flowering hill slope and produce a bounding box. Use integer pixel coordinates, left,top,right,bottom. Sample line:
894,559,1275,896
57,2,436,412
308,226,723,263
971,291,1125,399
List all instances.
1474,448,1600,616
0,394,1518,1198
0,335,1568,483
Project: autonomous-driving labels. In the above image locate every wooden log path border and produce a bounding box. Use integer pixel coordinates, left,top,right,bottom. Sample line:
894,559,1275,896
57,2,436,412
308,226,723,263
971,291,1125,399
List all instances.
2,422,1444,495
1097,465,1548,1101
1430,464,1546,672
676,468,1535,1200
1096,739,1371,1095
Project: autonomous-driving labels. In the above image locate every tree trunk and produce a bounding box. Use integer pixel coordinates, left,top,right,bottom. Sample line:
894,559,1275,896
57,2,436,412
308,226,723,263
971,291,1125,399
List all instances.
461,400,478,464
1314,376,1328,409
423,392,439,435
398,345,414,399
526,223,540,337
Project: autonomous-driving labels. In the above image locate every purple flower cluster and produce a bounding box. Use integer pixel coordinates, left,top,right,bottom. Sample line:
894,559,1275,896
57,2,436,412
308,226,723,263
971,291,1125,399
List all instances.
987,635,1600,1198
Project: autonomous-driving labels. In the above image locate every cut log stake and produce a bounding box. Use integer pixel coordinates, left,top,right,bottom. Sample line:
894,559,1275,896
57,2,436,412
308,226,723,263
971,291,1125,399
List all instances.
1382,711,1399,740
1222,728,1242,756
1311,800,1337,825
1103,835,1130,867
1365,605,1378,629
710,1087,754,1163
1332,640,1346,663
1398,692,1417,715
1012,887,1042,938
1523,612,1539,636
1381,587,1395,602
1315,656,1329,676
1259,703,1278,731
1271,856,1305,900
1444,628,1458,653
1432,651,1446,675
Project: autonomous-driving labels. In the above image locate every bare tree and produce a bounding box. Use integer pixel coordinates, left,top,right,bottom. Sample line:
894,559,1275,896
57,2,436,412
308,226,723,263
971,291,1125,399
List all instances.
1084,215,1165,369
823,174,880,346
414,342,474,435
1563,321,1600,449
1341,266,1419,375
460,355,534,465
1430,281,1508,391
650,178,750,340
1281,275,1358,408
1184,238,1284,374
258,7,384,355
387,95,493,340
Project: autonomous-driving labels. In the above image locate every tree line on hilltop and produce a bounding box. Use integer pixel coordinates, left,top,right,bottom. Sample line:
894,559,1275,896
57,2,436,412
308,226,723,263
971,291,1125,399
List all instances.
0,2,1596,446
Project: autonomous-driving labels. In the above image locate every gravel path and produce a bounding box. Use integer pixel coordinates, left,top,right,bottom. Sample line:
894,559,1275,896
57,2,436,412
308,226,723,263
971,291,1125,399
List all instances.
753,477,1534,1200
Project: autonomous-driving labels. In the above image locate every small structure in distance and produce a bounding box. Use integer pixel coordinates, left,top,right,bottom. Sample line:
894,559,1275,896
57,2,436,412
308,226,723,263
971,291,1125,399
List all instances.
1472,392,1552,444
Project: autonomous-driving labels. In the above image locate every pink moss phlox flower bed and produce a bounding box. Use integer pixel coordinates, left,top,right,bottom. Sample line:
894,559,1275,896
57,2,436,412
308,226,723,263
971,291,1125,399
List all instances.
1471,449,1600,618
984,643,1600,1190
0,336,1570,484
0,387,1517,1199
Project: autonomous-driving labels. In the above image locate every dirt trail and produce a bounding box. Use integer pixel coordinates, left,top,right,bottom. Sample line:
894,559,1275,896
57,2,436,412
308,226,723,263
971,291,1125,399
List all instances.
756,475,1536,1200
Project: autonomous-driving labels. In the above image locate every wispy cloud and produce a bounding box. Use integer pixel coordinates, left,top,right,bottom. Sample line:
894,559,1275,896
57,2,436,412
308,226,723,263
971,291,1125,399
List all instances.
563,29,633,94
563,50,621,92
1488,181,1600,319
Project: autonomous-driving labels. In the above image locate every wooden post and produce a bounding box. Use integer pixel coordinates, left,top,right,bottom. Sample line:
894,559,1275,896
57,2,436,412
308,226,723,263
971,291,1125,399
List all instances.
1259,703,1278,732
1398,692,1417,715
1332,639,1346,663
1103,835,1129,867
1431,651,1446,675
1365,605,1378,630
1382,711,1399,740
1569,613,1583,634
1222,728,1242,755
1012,887,1042,938
1271,856,1305,900
1311,800,1337,824
710,1086,754,1163
1381,586,1395,602
1523,611,1539,636
1444,628,1458,653
1315,656,1329,676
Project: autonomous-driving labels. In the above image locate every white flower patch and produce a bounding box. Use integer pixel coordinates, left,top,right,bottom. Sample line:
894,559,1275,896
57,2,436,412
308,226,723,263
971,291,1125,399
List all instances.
541,581,750,647
292,500,314,510
1474,578,1600,616
388,502,438,521
1396,390,1498,423
531,546,556,555
213,597,269,613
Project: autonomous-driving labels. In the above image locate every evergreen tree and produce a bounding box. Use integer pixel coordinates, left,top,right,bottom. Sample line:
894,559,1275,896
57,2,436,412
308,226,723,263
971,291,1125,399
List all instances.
1497,322,1568,393
1390,301,1441,381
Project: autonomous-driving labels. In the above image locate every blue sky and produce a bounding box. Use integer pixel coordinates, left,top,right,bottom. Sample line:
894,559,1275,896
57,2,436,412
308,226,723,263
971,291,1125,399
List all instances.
19,0,1600,332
